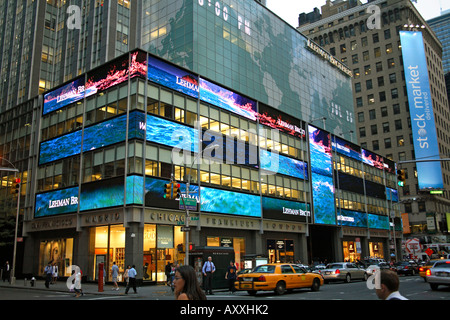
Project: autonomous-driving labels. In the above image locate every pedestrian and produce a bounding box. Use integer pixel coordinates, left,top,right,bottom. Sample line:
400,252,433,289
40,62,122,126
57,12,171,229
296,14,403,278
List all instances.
125,264,137,294
174,265,207,300
2,261,10,283
165,261,172,286
375,270,408,300
202,256,215,295
225,261,237,294
52,262,58,284
73,268,83,298
111,261,120,291
124,265,130,287
44,261,53,288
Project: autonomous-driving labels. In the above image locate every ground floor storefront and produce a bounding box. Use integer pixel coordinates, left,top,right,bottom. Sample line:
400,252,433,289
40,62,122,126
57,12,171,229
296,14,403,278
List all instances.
22,207,402,283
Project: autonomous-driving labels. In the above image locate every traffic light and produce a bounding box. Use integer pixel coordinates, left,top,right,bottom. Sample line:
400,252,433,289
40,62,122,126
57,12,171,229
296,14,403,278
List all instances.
11,178,20,194
164,182,173,199
174,183,181,200
397,169,406,186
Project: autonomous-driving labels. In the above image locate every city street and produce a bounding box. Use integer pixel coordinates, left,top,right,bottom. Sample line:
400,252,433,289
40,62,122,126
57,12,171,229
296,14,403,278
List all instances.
1,275,449,301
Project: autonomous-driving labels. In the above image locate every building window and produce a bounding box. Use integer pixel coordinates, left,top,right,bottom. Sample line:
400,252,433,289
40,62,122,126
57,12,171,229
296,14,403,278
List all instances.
366,79,373,90
358,112,365,122
387,58,395,68
354,68,360,78
368,94,375,105
364,65,371,75
372,33,379,43
377,76,384,87
355,82,361,93
374,47,381,58
389,73,397,83
371,124,378,135
352,54,359,64
382,122,390,133
397,135,404,146
391,88,398,99
362,36,368,47
369,109,376,120
340,44,347,53
379,91,386,102
393,104,400,114
376,62,383,72
356,97,363,107
384,29,391,40
386,43,393,54
372,140,379,150
395,119,402,130
381,107,388,117
363,51,370,61
384,138,391,148
359,127,366,137
351,40,358,51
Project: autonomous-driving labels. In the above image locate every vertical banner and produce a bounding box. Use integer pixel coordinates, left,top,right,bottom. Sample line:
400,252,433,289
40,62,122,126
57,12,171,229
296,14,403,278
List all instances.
308,125,336,225
399,31,443,190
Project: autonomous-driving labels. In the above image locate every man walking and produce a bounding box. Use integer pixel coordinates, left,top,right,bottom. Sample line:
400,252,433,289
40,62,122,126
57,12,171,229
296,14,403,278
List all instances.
111,262,120,291
44,262,53,288
125,265,137,294
202,256,215,295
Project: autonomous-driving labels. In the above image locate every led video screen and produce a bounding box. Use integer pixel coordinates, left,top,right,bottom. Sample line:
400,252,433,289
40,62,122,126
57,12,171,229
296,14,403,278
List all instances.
262,196,310,222
260,149,308,180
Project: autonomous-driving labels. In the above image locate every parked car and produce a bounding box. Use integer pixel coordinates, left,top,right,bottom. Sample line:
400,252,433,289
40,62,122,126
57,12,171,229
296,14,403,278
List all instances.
235,263,324,295
366,262,390,276
237,268,253,276
322,262,368,283
396,261,419,276
426,259,450,290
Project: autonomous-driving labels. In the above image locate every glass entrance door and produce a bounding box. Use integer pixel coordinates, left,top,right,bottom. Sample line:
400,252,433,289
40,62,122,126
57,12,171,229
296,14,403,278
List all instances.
156,248,174,283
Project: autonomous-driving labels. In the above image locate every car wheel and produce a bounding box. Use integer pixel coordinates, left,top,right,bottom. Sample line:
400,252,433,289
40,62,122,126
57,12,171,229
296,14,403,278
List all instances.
345,273,351,283
275,281,286,295
430,283,439,291
363,273,368,281
311,278,321,292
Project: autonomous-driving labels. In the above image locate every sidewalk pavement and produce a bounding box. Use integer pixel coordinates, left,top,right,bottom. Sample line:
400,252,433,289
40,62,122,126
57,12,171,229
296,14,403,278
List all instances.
0,278,176,298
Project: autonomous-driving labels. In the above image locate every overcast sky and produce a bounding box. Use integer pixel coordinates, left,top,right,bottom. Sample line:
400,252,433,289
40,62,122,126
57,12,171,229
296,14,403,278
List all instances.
265,0,450,28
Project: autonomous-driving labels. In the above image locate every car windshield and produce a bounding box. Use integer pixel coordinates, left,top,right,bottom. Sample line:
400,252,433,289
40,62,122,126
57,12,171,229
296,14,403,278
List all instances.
327,263,343,269
434,262,450,269
253,265,275,273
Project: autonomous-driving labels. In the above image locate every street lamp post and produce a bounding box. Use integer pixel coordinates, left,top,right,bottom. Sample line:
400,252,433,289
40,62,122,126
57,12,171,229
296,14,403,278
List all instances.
0,158,20,285
184,143,218,266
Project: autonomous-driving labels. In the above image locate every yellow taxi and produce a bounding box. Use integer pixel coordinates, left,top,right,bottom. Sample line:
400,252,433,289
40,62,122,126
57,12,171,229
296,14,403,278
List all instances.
235,263,324,295
419,259,442,281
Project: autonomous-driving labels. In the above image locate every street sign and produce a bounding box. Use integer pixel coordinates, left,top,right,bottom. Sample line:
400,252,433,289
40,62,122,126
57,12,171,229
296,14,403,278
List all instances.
190,216,199,221
181,227,191,232
405,238,422,254
179,197,197,210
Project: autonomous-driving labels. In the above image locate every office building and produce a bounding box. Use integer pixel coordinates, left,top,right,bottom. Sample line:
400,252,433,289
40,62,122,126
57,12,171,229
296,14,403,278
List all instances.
298,0,450,245
427,10,450,74
0,1,401,283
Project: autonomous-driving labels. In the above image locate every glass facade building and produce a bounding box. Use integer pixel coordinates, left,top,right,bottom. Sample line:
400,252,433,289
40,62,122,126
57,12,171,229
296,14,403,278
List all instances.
0,1,401,283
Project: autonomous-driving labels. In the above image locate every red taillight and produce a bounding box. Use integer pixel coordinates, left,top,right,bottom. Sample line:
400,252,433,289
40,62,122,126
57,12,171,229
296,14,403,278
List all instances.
426,269,431,276
419,267,424,272
404,266,409,269
335,269,340,274
257,275,266,282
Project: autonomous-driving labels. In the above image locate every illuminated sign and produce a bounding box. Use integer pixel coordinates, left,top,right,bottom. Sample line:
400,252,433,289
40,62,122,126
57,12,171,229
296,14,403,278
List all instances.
306,39,353,77
400,31,444,190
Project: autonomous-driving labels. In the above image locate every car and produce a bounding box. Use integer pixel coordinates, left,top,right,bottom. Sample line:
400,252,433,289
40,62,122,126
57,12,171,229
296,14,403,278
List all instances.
236,268,253,275
426,259,450,290
322,262,368,283
395,261,419,276
419,259,441,281
366,262,390,276
234,263,324,295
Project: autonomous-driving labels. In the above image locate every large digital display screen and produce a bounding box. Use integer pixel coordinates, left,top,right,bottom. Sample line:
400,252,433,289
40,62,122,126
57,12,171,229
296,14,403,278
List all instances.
400,31,444,190
262,196,310,222
257,104,306,139
200,186,261,218
338,209,367,228
332,136,362,162
199,78,258,121
260,149,308,180
39,112,144,165
368,213,390,230
35,187,79,217
148,55,199,98
362,149,384,170
43,77,86,115
42,51,146,116
309,125,336,225
146,114,198,153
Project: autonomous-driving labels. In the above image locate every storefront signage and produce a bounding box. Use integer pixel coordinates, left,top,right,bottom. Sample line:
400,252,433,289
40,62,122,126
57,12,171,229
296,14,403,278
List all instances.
29,216,75,231
83,212,121,226
263,221,305,233
306,39,353,77
147,211,186,225
203,216,258,229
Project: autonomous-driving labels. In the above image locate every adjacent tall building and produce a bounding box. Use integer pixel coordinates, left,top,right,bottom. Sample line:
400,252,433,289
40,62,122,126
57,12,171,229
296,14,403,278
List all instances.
1,0,402,283
298,0,450,246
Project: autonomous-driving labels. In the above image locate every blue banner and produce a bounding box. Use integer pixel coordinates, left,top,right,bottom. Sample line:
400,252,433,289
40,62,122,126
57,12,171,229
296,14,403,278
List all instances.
400,31,443,189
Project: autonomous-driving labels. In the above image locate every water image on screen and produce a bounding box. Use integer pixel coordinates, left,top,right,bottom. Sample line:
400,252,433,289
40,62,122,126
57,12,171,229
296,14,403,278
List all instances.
148,55,199,98
199,78,257,121
43,77,86,115
309,125,336,225
35,187,79,218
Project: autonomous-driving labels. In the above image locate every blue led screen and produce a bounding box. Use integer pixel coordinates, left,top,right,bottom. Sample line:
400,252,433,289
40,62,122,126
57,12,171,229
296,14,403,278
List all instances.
309,125,336,225
35,187,79,218
368,214,390,230
262,196,310,222
338,209,367,228
260,149,308,180
148,55,199,98
43,77,86,115
400,31,444,190
332,136,362,162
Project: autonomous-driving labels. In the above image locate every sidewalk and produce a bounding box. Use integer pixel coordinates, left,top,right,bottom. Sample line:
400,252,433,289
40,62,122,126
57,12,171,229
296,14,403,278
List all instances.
0,278,175,298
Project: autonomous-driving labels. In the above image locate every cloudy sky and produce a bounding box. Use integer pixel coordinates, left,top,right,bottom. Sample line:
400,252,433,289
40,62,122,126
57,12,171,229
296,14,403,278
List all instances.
265,0,450,28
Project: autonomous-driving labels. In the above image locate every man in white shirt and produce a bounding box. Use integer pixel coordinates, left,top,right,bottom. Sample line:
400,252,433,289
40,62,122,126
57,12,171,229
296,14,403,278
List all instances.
125,265,137,294
376,270,408,300
202,256,215,295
